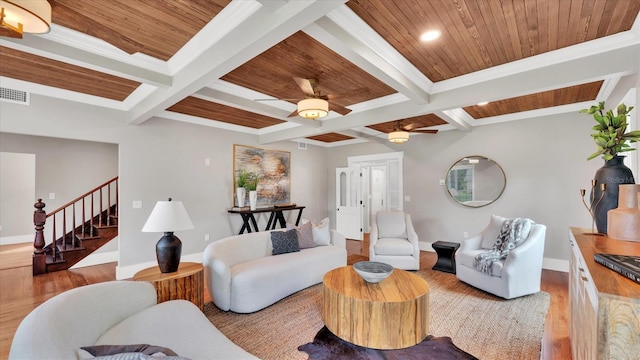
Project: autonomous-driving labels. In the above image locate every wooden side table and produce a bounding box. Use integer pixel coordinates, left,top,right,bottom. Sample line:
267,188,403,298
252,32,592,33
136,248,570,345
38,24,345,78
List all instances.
133,262,204,311
323,266,429,349
432,241,460,274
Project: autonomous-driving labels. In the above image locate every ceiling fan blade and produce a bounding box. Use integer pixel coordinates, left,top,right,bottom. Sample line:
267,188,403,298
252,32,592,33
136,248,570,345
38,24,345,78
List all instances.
409,129,439,134
402,123,419,131
326,87,370,100
293,77,316,96
287,109,299,118
329,102,352,116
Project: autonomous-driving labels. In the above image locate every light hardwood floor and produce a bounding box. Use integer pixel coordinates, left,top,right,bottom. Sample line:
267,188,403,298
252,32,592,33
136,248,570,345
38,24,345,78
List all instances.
0,239,571,359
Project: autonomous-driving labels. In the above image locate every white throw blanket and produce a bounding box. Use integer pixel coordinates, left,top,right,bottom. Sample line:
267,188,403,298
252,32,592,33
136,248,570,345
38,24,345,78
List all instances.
474,218,533,274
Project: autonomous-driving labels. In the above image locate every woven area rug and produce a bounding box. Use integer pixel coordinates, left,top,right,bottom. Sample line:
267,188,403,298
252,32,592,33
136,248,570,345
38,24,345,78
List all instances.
204,269,550,360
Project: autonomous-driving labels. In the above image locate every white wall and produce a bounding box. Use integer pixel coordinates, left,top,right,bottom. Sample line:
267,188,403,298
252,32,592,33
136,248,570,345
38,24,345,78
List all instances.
0,95,329,278
0,152,35,240
327,111,606,271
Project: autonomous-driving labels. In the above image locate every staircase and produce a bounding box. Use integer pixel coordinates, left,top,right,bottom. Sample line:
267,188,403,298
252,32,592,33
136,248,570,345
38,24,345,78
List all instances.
32,177,118,276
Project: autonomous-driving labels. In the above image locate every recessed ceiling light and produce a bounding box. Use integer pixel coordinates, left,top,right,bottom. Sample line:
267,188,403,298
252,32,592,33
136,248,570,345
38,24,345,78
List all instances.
477,101,489,106
420,30,441,42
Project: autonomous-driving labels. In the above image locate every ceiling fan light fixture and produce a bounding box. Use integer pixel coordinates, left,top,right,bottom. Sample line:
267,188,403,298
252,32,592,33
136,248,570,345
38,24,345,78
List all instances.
297,98,328,119
0,0,51,38
388,130,409,143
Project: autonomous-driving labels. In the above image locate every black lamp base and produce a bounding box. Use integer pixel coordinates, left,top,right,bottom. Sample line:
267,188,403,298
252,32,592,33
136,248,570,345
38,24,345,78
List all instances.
156,232,182,273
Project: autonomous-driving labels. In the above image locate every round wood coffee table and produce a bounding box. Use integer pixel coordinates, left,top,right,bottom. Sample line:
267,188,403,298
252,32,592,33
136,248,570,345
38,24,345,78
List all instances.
322,265,429,349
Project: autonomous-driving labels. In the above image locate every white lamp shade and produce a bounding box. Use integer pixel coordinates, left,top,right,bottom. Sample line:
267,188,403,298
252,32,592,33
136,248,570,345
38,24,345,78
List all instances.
1,0,51,34
388,130,409,143
142,199,194,233
297,98,329,119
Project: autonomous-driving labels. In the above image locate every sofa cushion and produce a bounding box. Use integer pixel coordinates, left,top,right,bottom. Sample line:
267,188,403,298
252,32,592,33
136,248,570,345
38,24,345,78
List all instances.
96,300,256,359
287,221,315,249
303,218,331,246
229,245,346,313
80,344,178,357
457,249,503,277
373,238,414,256
480,215,507,249
271,229,300,255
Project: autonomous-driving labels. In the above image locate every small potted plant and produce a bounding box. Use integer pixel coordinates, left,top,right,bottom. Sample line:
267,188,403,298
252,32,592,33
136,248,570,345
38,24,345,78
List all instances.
245,173,259,210
580,101,638,234
236,170,250,207
581,101,639,161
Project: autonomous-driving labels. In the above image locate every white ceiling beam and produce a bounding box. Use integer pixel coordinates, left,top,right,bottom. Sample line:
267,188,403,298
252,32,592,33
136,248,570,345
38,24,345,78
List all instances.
259,41,640,143
305,7,432,104
0,31,172,88
194,88,322,129
339,129,390,146
127,0,348,125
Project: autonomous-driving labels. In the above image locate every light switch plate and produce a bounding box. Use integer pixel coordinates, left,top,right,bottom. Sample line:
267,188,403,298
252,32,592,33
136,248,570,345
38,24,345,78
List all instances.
133,200,143,209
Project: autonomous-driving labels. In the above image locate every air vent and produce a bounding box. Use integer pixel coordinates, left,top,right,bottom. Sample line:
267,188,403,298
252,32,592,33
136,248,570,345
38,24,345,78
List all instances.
0,87,30,105
297,142,307,150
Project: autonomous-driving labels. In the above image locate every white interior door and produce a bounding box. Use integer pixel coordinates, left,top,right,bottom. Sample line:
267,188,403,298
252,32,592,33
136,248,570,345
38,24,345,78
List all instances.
336,167,362,240
370,166,386,218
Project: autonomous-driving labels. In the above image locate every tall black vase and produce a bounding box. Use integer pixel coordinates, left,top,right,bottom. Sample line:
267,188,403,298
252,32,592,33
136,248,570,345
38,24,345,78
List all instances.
591,156,635,234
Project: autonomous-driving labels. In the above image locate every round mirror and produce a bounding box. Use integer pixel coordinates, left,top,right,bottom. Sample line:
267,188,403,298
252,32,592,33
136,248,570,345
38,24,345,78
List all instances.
445,156,506,208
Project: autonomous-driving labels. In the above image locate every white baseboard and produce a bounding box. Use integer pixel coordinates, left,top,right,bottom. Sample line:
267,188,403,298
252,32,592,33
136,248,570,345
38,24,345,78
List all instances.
419,241,569,273
419,241,435,252
115,252,203,280
0,234,32,245
70,251,119,269
542,257,570,272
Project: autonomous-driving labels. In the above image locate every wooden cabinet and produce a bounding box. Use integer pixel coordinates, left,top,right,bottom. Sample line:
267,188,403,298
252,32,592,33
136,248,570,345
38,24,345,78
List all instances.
568,228,640,360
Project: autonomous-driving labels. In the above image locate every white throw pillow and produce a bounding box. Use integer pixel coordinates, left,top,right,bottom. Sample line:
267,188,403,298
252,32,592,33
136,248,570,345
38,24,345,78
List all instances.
480,215,506,249
306,218,330,246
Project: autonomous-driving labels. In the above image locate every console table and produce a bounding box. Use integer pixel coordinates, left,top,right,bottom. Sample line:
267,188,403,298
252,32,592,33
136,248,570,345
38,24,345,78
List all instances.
228,205,305,234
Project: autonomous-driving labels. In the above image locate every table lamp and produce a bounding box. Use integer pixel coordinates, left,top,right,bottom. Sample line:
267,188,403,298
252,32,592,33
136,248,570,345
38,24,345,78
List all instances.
141,198,194,273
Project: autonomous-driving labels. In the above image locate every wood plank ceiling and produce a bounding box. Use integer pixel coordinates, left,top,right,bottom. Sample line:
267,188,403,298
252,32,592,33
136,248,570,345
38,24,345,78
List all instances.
0,0,638,144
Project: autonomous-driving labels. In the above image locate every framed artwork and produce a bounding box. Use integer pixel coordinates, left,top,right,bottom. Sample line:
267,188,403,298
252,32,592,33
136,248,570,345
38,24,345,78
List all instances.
233,144,291,207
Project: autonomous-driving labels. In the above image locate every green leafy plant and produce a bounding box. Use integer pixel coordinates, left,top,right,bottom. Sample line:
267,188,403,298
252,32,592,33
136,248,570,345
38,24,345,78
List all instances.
580,101,640,161
236,170,250,188
245,172,259,191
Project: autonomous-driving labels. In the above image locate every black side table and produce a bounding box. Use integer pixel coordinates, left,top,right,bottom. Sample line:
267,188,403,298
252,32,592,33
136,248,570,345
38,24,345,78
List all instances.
432,241,461,274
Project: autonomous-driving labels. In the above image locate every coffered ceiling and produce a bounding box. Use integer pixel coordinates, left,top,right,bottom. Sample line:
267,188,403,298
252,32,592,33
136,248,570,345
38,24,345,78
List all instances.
1,0,639,146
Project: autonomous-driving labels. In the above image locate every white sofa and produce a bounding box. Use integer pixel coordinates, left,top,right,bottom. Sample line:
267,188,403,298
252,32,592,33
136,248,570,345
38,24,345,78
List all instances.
203,228,347,313
9,281,257,360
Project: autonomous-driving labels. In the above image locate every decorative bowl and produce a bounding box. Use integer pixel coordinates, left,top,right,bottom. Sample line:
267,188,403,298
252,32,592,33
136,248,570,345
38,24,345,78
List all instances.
353,261,393,283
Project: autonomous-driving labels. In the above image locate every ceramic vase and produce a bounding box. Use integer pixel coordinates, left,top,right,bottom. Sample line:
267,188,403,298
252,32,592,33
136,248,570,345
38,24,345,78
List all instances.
249,190,257,211
236,187,246,207
607,184,640,242
591,156,635,233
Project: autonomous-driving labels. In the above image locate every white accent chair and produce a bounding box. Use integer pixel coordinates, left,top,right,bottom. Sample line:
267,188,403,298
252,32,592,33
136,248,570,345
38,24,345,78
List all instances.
455,215,547,299
369,210,420,270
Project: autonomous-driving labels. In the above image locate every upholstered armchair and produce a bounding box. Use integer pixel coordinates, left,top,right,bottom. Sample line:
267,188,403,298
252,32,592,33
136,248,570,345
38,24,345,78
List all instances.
369,211,420,270
455,215,547,299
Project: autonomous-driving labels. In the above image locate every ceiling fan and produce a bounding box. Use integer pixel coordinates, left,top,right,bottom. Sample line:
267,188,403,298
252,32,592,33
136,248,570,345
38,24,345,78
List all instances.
255,77,368,119
387,121,438,143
